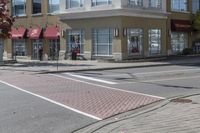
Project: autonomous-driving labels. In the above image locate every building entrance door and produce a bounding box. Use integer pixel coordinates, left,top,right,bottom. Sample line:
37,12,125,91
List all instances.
32,40,42,60
0,40,4,61
49,40,60,60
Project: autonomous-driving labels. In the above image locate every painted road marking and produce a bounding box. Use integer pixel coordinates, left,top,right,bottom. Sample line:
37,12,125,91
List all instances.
119,75,200,84
65,73,117,85
51,74,165,100
0,80,102,120
142,75,200,83
134,68,200,75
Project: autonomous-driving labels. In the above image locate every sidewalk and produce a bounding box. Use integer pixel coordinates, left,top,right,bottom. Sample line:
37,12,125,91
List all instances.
74,94,200,133
0,56,200,73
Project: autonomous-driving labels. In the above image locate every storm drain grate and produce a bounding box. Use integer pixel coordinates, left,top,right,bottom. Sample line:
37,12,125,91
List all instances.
170,98,192,103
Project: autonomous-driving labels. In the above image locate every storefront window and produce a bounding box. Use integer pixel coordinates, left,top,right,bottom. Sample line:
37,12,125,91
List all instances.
149,0,162,9
66,0,83,8
127,28,143,56
92,28,113,56
48,0,59,13
171,0,188,12
149,29,161,55
13,40,27,56
129,0,143,7
12,0,26,16
68,29,84,54
91,0,112,6
32,0,41,14
32,40,43,60
171,32,188,54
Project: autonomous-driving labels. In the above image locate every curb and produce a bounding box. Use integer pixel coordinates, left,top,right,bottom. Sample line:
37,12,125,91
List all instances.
40,61,200,74
1,61,200,74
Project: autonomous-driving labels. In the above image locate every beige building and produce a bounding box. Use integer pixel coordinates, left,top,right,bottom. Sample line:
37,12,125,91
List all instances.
2,0,200,61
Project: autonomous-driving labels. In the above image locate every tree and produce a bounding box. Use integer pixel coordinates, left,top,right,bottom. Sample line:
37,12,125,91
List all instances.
0,0,14,38
193,11,200,31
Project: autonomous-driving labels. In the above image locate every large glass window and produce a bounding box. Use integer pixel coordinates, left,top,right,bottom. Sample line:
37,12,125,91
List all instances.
171,32,188,54
91,0,112,6
12,0,26,16
32,0,41,14
171,0,188,12
149,0,162,9
129,0,143,7
49,40,60,60
66,0,83,8
48,0,59,13
68,29,84,54
149,29,161,55
192,0,200,13
92,28,113,56
127,28,143,56
13,40,27,56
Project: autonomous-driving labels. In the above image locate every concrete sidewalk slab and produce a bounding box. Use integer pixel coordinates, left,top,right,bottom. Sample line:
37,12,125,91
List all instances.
74,94,200,133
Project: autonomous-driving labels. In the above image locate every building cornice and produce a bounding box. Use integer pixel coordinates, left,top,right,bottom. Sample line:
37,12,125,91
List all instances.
59,9,169,20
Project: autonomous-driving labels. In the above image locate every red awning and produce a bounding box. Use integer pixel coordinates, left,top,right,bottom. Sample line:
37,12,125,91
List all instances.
11,28,19,39
11,27,26,39
44,26,60,39
28,27,42,39
171,19,192,32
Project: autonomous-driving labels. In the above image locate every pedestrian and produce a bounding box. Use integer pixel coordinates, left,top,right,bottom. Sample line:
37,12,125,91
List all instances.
39,45,43,61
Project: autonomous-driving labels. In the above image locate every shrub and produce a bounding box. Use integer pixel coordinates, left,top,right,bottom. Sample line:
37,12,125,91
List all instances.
182,48,194,55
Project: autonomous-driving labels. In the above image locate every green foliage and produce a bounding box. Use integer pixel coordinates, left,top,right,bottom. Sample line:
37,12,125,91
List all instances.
182,48,194,55
193,11,200,31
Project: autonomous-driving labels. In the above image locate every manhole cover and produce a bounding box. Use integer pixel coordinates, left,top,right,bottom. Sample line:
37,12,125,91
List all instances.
170,98,192,103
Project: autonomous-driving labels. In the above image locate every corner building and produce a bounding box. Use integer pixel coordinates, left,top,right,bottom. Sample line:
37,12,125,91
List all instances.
3,0,199,60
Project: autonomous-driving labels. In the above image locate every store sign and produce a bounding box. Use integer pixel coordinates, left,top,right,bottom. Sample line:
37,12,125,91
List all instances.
171,19,192,32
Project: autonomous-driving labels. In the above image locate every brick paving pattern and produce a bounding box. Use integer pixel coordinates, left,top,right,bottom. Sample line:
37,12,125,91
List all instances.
0,72,161,119
91,95,200,133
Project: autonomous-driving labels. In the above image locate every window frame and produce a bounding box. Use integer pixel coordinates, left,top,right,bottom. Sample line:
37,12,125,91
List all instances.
32,0,42,15
91,0,112,7
171,0,188,12
12,0,26,16
92,28,113,56
67,29,85,54
12,39,27,56
48,0,60,13
192,0,200,13
149,0,162,9
128,0,143,7
66,0,83,9
148,29,162,55
171,32,188,54
127,28,144,56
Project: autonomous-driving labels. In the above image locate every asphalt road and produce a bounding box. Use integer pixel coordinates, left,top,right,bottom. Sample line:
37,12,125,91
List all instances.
1,63,200,133
0,83,96,133
61,64,200,98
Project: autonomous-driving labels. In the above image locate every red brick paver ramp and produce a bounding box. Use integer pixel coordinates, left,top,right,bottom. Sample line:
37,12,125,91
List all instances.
0,73,163,119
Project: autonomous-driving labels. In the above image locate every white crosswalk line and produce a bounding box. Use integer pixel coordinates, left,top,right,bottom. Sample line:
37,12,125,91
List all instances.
64,73,117,84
